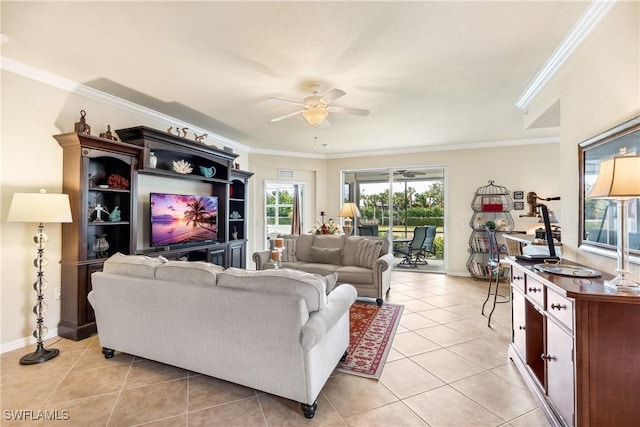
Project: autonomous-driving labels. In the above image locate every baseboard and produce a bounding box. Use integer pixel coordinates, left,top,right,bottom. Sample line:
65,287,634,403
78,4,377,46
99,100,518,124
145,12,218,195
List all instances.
0,328,59,354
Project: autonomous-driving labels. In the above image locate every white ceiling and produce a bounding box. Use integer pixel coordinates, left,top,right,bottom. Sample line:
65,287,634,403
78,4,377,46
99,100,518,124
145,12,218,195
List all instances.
2,1,591,156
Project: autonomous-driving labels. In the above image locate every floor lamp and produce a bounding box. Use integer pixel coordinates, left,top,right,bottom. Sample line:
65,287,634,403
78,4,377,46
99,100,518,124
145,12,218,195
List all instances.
8,189,73,364
587,154,640,290
338,202,361,236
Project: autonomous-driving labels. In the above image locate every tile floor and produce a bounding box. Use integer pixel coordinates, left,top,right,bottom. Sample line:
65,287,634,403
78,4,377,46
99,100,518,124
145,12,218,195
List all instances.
0,272,550,426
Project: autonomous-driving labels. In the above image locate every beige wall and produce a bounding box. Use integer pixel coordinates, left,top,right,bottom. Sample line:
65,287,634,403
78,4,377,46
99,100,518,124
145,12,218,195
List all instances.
526,0,640,277
247,153,327,256
327,145,561,275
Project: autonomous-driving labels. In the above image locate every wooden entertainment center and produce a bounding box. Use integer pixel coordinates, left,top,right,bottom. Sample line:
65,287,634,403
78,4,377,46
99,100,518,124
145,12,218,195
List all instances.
55,126,253,340
505,258,640,426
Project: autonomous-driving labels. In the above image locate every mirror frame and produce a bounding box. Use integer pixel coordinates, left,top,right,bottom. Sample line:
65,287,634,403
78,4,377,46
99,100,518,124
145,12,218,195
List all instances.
579,115,640,257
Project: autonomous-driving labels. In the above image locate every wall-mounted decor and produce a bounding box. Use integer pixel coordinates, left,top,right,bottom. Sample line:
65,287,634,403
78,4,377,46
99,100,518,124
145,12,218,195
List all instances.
513,191,524,200
514,201,525,210
579,115,640,257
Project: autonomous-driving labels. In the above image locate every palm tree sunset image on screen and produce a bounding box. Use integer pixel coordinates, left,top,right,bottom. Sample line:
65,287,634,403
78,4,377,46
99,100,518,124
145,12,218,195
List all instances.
150,193,218,247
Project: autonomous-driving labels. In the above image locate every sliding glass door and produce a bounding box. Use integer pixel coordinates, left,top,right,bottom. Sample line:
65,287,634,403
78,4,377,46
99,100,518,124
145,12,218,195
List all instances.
343,168,445,272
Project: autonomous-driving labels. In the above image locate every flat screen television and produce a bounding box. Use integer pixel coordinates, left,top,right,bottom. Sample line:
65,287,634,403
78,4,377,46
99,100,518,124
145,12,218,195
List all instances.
150,192,218,247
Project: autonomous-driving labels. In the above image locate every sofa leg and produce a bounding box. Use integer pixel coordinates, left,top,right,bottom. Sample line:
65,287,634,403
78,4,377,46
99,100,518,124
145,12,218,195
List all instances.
301,401,317,419
102,347,115,359
376,298,383,306
340,350,348,362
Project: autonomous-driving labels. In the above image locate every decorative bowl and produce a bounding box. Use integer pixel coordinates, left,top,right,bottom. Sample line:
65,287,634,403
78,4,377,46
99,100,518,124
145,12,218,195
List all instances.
199,165,216,178
172,159,193,174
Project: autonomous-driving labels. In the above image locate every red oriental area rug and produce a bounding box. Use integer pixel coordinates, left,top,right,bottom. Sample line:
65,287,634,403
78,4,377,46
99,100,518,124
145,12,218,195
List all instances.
336,301,404,379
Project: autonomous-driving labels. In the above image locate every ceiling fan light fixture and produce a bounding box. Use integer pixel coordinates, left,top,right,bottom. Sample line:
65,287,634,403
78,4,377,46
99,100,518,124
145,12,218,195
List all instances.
302,107,328,127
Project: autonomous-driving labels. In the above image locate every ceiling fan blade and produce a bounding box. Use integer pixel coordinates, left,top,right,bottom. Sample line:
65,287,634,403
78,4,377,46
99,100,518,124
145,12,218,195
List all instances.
328,106,370,116
319,89,346,104
267,97,304,106
271,110,304,122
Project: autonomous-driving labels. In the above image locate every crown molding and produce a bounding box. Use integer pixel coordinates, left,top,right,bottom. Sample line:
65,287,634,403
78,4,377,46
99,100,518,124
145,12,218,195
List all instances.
1,56,250,153
252,136,560,160
515,0,616,110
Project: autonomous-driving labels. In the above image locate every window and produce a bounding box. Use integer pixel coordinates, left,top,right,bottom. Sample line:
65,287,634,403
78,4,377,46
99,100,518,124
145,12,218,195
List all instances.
264,182,303,242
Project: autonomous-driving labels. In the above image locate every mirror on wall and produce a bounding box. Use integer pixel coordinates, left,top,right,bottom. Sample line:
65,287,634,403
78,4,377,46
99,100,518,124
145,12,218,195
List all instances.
579,116,640,257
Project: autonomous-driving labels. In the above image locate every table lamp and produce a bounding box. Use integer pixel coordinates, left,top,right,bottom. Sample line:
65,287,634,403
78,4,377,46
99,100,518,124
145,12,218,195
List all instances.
587,153,640,290
8,189,73,364
338,202,360,236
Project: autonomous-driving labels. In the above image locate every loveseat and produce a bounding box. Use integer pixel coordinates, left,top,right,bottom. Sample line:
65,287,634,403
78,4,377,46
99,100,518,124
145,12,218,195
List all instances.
253,235,394,305
88,253,357,418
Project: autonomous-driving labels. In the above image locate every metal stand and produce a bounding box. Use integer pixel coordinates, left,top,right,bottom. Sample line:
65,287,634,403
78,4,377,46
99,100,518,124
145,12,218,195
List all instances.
20,223,59,365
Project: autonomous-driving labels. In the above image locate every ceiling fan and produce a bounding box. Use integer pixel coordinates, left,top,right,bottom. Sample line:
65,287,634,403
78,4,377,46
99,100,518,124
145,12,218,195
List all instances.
378,170,428,178
269,84,369,127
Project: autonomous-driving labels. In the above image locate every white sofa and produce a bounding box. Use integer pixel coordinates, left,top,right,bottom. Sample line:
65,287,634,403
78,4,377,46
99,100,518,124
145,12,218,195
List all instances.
253,235,394,305
88,253,357,418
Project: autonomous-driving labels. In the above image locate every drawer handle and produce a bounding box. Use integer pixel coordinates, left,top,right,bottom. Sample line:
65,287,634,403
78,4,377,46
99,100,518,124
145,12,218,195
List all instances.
550,303,566,310
513,275,523,281
518,326,526,330
528,287,541,293
541,354,555,361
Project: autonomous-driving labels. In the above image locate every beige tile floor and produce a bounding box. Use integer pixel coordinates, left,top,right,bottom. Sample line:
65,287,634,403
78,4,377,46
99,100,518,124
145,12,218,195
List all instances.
0,272,550,426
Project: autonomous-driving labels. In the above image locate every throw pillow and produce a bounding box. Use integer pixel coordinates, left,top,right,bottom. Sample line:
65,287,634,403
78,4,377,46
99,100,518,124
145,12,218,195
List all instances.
102,252,164,278
217,268,327,312
355,239,383,268
155,261,224,286
281,238,297,262
309,246,342,264
324,272,339,294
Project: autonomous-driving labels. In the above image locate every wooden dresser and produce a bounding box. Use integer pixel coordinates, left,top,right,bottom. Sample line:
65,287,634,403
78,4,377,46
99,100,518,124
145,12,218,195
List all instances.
504,258,640,427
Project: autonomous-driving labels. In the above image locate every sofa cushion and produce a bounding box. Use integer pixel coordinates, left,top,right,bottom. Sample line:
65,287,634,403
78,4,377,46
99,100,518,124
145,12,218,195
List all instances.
312,234,346,250
155,261,223,286
355,239,383,268
343,236,388,266
309,246,342,264
296,263,340,276
280,234,314,262
102,253,164,278
281,239,297,262
216,268,327,312
335,265,374,284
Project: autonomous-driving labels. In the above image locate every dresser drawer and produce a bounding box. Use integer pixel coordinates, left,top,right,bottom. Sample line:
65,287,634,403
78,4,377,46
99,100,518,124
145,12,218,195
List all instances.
511,267,526,293
526,276,545,307
547,288,574,332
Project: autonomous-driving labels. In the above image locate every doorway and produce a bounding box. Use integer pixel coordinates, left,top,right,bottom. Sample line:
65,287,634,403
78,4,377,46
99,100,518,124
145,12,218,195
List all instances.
264,181,304,247
343,168,445,273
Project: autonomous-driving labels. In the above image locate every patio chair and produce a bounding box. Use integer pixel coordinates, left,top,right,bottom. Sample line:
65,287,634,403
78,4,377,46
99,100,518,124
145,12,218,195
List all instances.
396,226,428,268
415,226,437,264
358,224,379,236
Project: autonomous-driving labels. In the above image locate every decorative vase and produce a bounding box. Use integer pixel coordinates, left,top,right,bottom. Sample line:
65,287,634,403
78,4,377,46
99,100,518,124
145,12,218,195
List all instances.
149,152,157,168
93,234,109,258
232,227,238,240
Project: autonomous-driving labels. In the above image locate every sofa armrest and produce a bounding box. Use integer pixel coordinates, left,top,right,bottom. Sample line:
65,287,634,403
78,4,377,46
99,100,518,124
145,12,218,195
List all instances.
252,250,271,270
374,252,394,272
373,252,394,300
300,284,357,350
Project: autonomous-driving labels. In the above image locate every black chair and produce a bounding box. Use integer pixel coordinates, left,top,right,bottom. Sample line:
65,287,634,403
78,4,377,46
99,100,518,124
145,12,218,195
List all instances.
416,226,437,264
358,224,379,236
396,226,428,268
481,226,508,327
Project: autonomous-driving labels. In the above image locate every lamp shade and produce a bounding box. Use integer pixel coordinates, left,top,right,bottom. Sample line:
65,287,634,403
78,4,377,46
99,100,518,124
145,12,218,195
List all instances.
587,155,640,199
338,202,361,218
8,190,73,223
302,107,328,127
